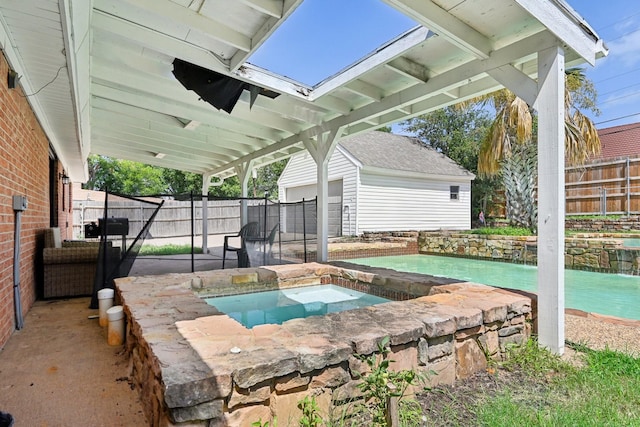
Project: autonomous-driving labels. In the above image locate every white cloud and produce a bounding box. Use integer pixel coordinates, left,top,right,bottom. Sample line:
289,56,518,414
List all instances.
608,29,640,67
601,88,640,108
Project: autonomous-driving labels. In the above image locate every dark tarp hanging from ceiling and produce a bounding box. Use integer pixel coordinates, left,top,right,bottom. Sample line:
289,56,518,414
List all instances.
172,59,278,114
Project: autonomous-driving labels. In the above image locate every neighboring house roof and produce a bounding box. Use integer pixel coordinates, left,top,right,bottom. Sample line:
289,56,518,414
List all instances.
593,123,640,160
339,131,475,179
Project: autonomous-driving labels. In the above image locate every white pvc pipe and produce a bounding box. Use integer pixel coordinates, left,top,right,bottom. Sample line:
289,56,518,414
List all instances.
106,305,125,346
97,288,115,327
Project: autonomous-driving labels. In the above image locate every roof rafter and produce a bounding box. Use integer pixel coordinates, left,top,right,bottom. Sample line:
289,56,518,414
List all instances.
237,0,283,18
91,83,284,142
91,63,304,135
382,0,493,59
92,10,228,73
207,30,564,178
384,57,429,83
343,80,383,101
94,0,251,52
91,109,249,159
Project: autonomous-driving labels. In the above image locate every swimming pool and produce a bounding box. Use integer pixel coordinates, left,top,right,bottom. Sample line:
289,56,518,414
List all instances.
205,284,390,328
348,255,640,320
623,238,640,247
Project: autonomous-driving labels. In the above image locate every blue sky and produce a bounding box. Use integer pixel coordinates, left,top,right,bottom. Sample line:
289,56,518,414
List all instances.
249,0,640,131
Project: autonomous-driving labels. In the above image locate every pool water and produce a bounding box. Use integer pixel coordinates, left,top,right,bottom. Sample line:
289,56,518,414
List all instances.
204,285,390,328
623,238,640,247
348,255,640,320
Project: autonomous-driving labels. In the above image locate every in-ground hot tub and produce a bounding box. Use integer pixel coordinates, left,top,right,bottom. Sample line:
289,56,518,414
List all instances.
204,284,391,328
116,262,532,426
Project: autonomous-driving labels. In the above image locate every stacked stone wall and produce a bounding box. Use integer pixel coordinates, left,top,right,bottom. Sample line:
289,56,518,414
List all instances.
116,263,532,426
419,232,640,275
566,217,640,232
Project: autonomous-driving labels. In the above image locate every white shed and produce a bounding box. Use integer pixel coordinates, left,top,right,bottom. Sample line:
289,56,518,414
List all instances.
278,131,475,235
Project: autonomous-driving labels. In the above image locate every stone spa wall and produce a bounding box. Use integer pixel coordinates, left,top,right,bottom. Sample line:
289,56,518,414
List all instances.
115,263,532,426
419,231,640,275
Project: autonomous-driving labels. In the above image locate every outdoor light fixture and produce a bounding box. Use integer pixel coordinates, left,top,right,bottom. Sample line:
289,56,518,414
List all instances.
154,152,166,159
59,173,69,185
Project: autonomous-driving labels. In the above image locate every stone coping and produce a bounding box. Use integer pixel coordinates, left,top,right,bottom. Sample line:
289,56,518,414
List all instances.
116,263,532,425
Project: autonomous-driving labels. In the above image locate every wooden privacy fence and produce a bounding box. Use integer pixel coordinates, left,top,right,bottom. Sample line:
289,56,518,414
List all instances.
565,156,640,216
73,199,242,240
73,196,344,241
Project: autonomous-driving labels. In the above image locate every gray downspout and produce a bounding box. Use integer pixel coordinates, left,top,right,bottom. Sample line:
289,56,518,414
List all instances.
13,200,25,330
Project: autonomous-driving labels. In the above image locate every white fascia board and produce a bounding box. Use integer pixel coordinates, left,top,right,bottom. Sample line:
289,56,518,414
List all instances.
335,144,363,170
311,27,433,99
362,165,475,182
235,63,313,99
514,0,607,65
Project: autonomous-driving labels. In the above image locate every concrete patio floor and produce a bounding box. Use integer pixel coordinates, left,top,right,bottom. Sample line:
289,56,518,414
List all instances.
0,242,277,426
0,297,147,426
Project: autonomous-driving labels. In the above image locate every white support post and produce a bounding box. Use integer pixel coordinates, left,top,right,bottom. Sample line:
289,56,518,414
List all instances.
235,161,254,226
303,128,343,262
201,173,210,254
536,45,565,355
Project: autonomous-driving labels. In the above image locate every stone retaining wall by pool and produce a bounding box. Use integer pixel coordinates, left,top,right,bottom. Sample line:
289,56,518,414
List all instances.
566,216,640,232
115,263,532,426
419,231,640,275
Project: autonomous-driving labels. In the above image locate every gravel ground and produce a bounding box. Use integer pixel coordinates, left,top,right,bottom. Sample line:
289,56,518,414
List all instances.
565,312,640,355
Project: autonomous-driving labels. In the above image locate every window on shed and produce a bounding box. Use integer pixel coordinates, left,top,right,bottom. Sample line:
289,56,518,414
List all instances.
450,186,460,200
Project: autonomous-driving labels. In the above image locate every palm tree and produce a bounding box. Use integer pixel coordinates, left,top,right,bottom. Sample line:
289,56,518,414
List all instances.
474,69,601,230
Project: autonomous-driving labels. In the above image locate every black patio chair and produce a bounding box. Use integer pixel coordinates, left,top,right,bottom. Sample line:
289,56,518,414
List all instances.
222,222,259,269
265,223,279,260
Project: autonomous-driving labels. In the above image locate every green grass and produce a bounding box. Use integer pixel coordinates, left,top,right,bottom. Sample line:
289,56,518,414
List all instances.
138,244,203,256
466,226,534,236
475,340,640,426
566,214,623,220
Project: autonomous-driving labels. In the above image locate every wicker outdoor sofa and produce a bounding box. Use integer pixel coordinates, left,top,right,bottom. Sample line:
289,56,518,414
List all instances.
42,228,119,298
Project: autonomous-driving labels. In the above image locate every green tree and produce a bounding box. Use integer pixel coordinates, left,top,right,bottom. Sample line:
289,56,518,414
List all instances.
251,159,288,200
86,155,165,195
162,169,202,195
402,105,501,217
474,68,601,230
208,176,241,198
85,155,287,200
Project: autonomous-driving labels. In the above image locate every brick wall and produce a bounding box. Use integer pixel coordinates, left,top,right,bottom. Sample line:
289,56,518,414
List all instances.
0,53,71,349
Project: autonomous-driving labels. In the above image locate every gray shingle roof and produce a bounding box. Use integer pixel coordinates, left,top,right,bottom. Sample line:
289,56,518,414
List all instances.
339,131,474,178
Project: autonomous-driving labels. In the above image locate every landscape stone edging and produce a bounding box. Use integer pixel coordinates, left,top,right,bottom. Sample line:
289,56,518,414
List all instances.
116,263,532,426
419,231,640,275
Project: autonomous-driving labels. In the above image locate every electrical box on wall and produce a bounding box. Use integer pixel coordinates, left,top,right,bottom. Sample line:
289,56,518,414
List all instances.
12,195,28,211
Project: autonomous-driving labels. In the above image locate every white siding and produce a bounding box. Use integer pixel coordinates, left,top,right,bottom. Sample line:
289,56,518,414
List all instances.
278,147,472,235
278,152,317,197
357,172,471,232
278,148,359,236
